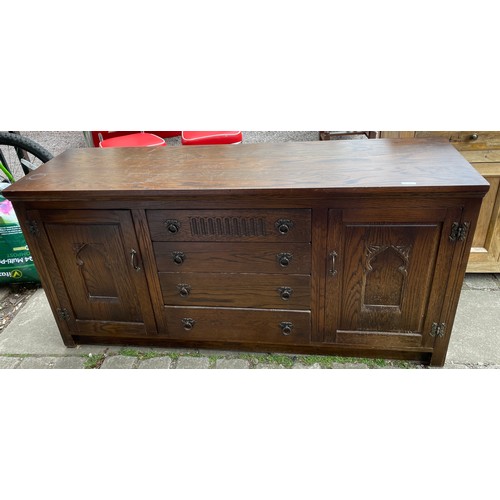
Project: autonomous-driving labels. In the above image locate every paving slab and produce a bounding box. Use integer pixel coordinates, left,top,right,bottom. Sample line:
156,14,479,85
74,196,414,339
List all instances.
17,356,58,369
447,289,500,365
137,357,172,369
331,362,369,369
463,273,500,290
0,289,111,355
215,358,250,369
0,356,22,368
52,356,86,369
176,356,210,369
292,363,322,369
100,355,137,369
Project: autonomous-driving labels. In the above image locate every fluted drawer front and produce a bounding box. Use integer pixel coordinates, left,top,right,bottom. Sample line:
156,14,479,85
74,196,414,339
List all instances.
153,242,311,274
163,307,311,344
147,209,311,242
159,273,311,309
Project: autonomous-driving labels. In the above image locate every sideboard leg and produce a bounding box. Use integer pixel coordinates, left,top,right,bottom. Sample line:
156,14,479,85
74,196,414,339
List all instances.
429,352,446,367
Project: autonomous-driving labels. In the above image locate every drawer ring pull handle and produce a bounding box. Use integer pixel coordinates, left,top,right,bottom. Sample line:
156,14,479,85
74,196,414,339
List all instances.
165,219,181,234
130,249,141,272
182,318,196,331
172,251,185,265
177,284,191,297
280,322,293,336
278,286,293,301
275,219,294,235
277,252,293,267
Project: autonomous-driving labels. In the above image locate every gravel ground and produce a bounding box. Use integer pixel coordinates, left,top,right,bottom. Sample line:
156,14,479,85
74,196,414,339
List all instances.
21,131,87,156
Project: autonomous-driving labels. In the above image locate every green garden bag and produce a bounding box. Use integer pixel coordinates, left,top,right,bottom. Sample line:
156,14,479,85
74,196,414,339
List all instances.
0,186,40,284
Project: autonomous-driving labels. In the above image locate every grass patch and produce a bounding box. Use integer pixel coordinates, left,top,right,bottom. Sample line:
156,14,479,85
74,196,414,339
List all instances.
386,359,422,369
357,357,388,368
114,349,191,366
298,355,390,368
240,353,416,369
208,355,219,368
119,348,163,359
119,348,141,357
118,348,204,362
297,355,338,368
83,353,106,369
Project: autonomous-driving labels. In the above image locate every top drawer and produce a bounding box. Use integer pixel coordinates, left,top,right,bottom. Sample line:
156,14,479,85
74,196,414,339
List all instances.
147,209,311,242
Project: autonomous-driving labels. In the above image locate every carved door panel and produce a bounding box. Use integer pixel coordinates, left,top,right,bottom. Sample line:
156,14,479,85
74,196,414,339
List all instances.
324,208,461,348
31,210,156,336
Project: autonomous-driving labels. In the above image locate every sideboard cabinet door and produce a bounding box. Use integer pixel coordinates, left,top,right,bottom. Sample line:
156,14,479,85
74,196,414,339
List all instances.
324,207,462,349
26,209,156,338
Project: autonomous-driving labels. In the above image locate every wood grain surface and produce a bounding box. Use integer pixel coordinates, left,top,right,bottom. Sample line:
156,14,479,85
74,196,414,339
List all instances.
4,139,489,201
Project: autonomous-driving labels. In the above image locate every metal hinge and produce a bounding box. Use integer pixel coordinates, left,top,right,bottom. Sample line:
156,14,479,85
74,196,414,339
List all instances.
57,308,70,321
449,222,470,242
27,220,39,236
430,322,446,338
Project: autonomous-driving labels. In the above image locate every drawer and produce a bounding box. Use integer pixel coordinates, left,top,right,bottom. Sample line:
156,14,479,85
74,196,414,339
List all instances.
163,306,311,344
159,273,311,309
153,242,311,274
415,131,500,150
147,209,311,242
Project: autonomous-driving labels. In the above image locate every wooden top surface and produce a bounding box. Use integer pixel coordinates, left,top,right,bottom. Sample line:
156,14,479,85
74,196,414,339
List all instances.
4,139,489,201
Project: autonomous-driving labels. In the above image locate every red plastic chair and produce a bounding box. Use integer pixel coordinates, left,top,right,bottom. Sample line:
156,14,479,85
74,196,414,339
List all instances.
87,131,180,147
181,131,242,146
99,132,166,148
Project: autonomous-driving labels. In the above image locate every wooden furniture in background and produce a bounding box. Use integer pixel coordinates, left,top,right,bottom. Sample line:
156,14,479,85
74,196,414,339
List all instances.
4,139,488,366
319,131,378,140
380,132,500,273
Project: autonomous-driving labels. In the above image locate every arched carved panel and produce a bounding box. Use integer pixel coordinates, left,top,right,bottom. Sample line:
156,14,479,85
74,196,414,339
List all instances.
362,244,411,309
73,242,119,300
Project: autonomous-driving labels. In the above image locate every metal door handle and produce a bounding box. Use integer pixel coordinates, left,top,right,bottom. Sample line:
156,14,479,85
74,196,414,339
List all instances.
329,251,338,276
130,249,141,271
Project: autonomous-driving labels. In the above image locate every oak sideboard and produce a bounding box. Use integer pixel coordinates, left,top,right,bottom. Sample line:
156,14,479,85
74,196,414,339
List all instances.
4,139,489,366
